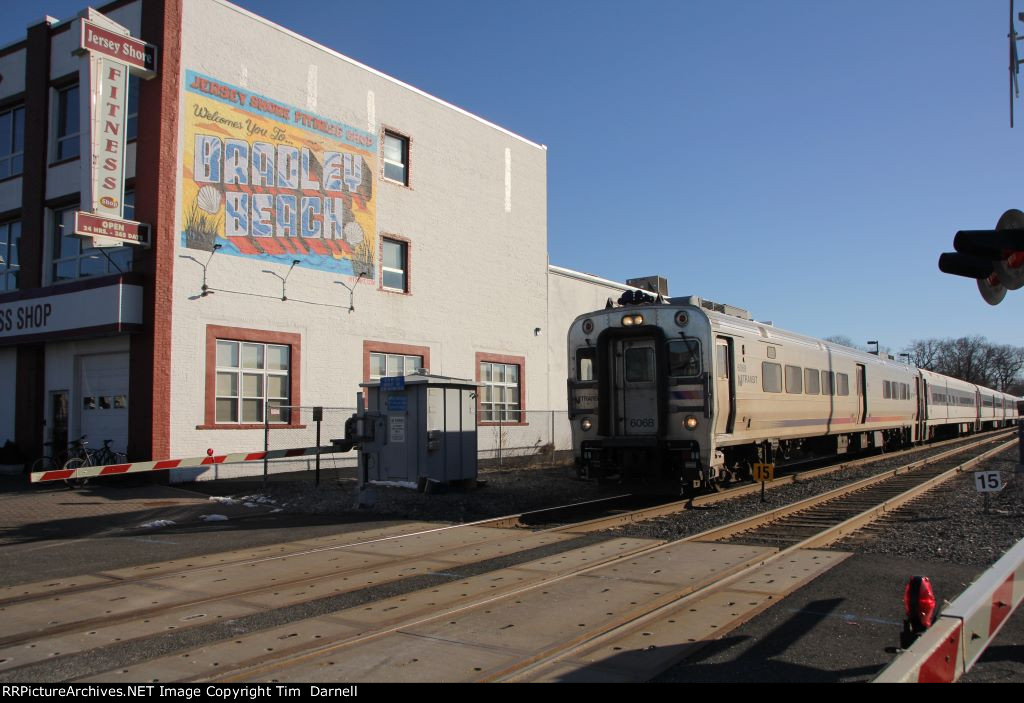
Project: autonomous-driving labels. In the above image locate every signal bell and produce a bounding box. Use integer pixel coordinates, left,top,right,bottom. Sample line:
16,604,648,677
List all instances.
938,209,1024,305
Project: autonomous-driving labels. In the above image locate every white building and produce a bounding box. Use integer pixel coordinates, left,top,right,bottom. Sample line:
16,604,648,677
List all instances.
0,0,638,480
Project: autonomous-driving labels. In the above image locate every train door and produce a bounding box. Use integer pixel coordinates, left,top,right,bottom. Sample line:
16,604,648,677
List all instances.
614,338,658,436
916,377,926,442
856,364,867,424
714,337,734,435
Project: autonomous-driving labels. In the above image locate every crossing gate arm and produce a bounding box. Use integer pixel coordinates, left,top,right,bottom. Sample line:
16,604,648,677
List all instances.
874,536,1024,683
30,444,354,483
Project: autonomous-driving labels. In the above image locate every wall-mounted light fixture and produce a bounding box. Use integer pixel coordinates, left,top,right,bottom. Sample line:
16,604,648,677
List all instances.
200,243,222,296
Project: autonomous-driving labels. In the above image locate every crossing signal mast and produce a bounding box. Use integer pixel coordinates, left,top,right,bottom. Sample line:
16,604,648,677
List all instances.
936,2,1024,304
1012,0,1024,128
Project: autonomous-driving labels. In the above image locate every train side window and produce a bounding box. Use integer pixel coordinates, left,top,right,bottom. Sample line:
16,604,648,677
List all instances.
883,380,891,399
804,368,820,395
836,372,850,396
762,362,782,393
577,348,596,381
668,339,701,377
624,347,654,382
785,365,802,394
821,370,834,395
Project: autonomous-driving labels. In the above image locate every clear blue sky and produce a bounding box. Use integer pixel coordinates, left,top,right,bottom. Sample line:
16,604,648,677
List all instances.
8,0,1024,352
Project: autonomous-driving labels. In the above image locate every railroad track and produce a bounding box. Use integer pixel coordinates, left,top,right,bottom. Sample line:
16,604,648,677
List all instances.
0,430,1013,683
488,429,1016,534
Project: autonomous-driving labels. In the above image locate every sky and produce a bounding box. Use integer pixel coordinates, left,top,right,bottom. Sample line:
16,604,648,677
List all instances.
6,0,1024,353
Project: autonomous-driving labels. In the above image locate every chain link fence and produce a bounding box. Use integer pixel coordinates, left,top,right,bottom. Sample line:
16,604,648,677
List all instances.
262,405,357,484
476,410,572,468
260,406,574,482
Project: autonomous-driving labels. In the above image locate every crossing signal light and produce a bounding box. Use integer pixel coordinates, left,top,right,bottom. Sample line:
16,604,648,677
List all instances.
939,209,1024,305
900,575,938,648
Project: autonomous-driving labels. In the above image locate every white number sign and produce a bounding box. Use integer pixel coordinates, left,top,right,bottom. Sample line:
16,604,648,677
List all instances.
974,471,1003,493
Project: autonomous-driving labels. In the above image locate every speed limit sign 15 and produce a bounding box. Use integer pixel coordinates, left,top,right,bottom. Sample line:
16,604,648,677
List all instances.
974,471,1003,493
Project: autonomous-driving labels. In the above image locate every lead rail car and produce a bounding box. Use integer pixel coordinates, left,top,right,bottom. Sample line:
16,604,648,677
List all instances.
567,294,1020,493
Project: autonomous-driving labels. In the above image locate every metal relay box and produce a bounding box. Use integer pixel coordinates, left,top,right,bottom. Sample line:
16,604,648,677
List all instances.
356,373,478,489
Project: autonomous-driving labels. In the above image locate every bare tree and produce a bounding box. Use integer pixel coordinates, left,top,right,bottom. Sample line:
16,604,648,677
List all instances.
823,335,858,349
988,344,1024,391
902,336,1024,392
904,339,942,371
935,336,992,386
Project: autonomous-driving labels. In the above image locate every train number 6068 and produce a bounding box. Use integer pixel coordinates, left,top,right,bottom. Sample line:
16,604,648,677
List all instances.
629,418,655,428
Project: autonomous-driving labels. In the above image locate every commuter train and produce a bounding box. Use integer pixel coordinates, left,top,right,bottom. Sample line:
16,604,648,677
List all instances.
567,293,1020,493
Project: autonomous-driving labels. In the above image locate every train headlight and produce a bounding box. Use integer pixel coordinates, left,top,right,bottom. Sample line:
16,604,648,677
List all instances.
675,311,689,327
622,314,644,326
580,418,593,431
684,416,699,430
582,319,594,334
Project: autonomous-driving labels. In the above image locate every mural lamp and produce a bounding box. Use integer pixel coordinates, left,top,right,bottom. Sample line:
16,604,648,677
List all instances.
200,243,222,296
262,259,301,301
335,271,366,313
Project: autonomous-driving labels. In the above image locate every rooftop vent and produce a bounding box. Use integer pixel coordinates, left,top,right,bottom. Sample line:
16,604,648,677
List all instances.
670,295,753,321
626,275,669,296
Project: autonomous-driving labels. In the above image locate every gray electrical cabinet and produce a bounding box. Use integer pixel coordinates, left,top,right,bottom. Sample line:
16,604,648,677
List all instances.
357,373,478,489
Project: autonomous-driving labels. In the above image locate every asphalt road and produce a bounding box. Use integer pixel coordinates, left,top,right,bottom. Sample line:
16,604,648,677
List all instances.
656,553,1024,683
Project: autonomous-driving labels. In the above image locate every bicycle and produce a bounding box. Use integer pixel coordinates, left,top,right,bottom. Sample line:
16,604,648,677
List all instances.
29,440,72,475
61,435,94,488
89,439,127,467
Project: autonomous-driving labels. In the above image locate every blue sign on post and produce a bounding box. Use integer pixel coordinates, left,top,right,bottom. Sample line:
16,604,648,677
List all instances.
381,376,406,392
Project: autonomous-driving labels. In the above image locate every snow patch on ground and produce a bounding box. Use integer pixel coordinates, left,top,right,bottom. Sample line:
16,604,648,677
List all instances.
139,520,176,529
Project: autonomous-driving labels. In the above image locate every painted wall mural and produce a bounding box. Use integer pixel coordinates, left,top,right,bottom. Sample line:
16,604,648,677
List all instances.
182,70,376,278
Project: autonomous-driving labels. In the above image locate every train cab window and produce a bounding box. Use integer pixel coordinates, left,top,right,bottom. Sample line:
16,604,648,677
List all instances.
821,370,834,395
836,373,850,396
804,368,820,395
576,348,596,381
668,339,701,377
785,365,803,394
762,362,782,393
624,347,655,382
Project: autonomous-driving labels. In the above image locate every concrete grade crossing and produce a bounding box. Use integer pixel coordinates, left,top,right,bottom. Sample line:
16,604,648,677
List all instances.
2,435,1022,683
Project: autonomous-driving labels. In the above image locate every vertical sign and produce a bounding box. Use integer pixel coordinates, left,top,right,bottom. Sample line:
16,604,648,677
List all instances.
90,57,129,219
73,11,158,248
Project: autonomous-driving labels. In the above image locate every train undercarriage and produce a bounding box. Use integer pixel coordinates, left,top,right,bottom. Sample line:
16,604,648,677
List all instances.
579,427,931,496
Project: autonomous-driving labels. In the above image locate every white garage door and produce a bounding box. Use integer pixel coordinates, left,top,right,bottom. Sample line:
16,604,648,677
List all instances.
79,353,130,456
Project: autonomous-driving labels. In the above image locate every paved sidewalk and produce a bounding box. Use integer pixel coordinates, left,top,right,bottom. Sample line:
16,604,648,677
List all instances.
0,475,283,544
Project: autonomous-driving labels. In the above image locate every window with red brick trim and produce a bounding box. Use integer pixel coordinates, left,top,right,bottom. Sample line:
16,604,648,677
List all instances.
476,352,525,425
363,340,430,382
200,326,302,429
